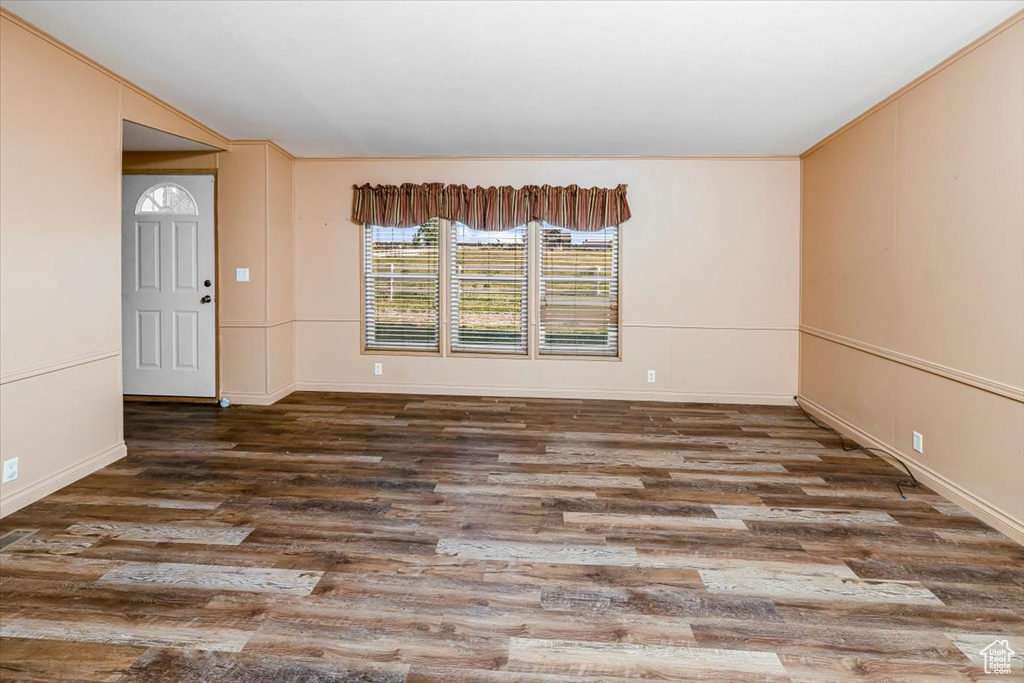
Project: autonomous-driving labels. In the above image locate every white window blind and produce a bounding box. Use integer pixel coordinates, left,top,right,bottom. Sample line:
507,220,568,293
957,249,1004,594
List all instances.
363,220,440,350
539,223,619,357
450,222,528,354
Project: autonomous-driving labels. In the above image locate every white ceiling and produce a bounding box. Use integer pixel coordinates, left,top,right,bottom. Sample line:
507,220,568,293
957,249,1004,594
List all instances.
122,121,220,152
4,0,1021,157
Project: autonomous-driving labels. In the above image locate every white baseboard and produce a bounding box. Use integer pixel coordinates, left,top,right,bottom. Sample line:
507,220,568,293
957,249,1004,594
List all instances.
225,382,296,406
798,396,1024,545
0,442,127,518
293,380,796,406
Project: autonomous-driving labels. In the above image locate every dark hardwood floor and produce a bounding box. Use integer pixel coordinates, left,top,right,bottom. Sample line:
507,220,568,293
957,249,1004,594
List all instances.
1,392,1022,682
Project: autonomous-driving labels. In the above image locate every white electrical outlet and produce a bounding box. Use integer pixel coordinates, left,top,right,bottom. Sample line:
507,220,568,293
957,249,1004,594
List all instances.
374,362,383,376
2,457,18,484
235,267,250,282
647,370,656,383
912,431,924,453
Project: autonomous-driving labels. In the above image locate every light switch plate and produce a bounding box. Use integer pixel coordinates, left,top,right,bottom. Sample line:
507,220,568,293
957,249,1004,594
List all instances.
236,268,250,282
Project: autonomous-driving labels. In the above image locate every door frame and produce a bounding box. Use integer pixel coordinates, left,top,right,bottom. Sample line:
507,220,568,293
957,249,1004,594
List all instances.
121,169,220,402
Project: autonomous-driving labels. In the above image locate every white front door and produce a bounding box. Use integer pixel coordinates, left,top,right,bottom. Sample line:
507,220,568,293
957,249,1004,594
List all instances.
122,174,216,397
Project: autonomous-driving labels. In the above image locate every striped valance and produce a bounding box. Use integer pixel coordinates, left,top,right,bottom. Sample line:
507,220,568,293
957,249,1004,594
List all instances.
352,183,630,232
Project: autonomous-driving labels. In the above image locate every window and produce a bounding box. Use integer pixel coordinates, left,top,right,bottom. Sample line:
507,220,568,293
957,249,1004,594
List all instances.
361,219,620,358
450,222,528,354
136,183,198,215
539,223,619,356
363,220,440,351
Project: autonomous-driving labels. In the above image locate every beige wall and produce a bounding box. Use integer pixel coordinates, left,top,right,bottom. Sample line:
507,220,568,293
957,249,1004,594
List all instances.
293,158,800,403
217,142,296,403
799,18,1024,541
0,12,232,516
0,14,125,516
267,145,296,399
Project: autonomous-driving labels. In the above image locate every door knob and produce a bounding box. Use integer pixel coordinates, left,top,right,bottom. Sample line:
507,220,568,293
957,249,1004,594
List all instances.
200,295,212,304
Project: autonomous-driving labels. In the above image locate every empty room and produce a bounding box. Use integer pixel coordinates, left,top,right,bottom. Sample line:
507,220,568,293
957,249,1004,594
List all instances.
1,1,1022,680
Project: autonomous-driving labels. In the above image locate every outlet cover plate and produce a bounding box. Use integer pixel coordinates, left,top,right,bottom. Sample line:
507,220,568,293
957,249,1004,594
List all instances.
2,457,18,484
912,431,923,453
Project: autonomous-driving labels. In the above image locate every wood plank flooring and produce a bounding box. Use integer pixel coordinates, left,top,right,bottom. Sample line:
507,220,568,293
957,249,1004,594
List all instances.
1,391,1022,682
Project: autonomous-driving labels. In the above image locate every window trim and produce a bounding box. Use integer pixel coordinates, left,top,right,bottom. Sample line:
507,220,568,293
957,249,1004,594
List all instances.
360,219,622,361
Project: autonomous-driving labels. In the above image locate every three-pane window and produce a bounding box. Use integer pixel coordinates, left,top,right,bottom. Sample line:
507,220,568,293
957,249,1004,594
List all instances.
363,220,619,357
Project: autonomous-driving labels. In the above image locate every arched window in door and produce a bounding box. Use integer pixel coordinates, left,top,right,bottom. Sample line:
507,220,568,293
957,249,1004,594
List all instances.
135,182,198,215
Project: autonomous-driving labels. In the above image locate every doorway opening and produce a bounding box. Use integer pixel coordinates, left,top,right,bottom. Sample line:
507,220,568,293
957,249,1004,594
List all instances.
121,122,220,400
